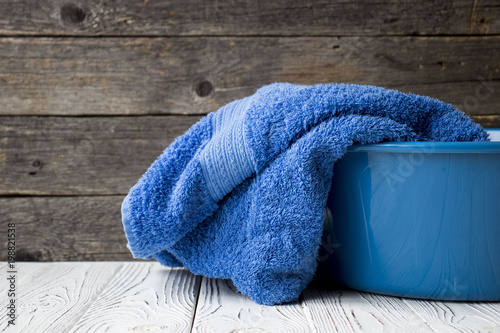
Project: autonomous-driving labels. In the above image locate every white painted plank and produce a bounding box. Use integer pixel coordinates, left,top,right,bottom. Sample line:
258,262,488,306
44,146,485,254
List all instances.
69,262,201,333
4,262,500,333
0,262,122,333
486,129,500,142
301,285,434,333
192,277,311,332
403,299,500,333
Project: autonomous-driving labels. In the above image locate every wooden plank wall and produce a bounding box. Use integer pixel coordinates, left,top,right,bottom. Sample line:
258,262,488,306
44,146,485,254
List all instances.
1,0,499,261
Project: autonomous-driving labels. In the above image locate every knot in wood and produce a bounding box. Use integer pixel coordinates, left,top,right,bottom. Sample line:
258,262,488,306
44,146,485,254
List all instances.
61,3,87,25
195,81,213,97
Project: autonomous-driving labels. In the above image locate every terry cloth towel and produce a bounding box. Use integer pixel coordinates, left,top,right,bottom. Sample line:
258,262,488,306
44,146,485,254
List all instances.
122,83,489,305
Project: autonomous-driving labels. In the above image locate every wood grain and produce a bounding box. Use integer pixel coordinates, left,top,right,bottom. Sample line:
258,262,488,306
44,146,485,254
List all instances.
0,37,498,116
0,262,122,332
191,277,311,332
70,263,201,333
3,262,500,332
402,298,500,332
0,196,131,261
0,0,498,36
0,116,200,195
301,285,433,332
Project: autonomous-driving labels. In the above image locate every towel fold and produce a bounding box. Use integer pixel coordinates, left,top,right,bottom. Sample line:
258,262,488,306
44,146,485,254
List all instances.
122,83,488,305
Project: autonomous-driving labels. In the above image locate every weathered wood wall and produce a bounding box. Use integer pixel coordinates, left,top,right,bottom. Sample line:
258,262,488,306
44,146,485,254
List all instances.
1,0,499,261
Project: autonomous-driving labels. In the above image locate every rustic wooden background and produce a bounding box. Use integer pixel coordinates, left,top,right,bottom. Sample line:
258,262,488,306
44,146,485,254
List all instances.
1,0,499,261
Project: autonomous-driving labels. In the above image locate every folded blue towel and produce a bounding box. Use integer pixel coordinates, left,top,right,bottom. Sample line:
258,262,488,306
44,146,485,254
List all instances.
122,83,488,305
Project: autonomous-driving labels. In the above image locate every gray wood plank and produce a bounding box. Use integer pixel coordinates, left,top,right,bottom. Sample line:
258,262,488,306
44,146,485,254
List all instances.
0,0,498,36
0,196,132,261
0,36,498,116
0,116,200,195
1,114,498,197
471,115,500,129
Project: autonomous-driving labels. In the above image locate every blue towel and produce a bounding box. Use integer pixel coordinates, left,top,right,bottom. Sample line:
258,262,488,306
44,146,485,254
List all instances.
122,83,488,305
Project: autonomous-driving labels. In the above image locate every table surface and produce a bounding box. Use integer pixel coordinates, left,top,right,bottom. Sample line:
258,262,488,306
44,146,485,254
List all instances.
1,262,500,333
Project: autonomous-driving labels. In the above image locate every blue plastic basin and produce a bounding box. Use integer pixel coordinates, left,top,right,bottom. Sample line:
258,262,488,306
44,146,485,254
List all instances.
319,129,500,300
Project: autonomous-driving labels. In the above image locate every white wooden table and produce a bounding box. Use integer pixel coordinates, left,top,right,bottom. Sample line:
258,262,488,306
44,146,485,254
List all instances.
1,262,500,332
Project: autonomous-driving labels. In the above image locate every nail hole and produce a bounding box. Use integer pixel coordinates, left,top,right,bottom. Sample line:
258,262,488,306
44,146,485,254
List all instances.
61,3,87,25
437,61,446,69
195,81,213,97
332,45,340,49
16,249,44,261
383,17,399,24
28,171,37,176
